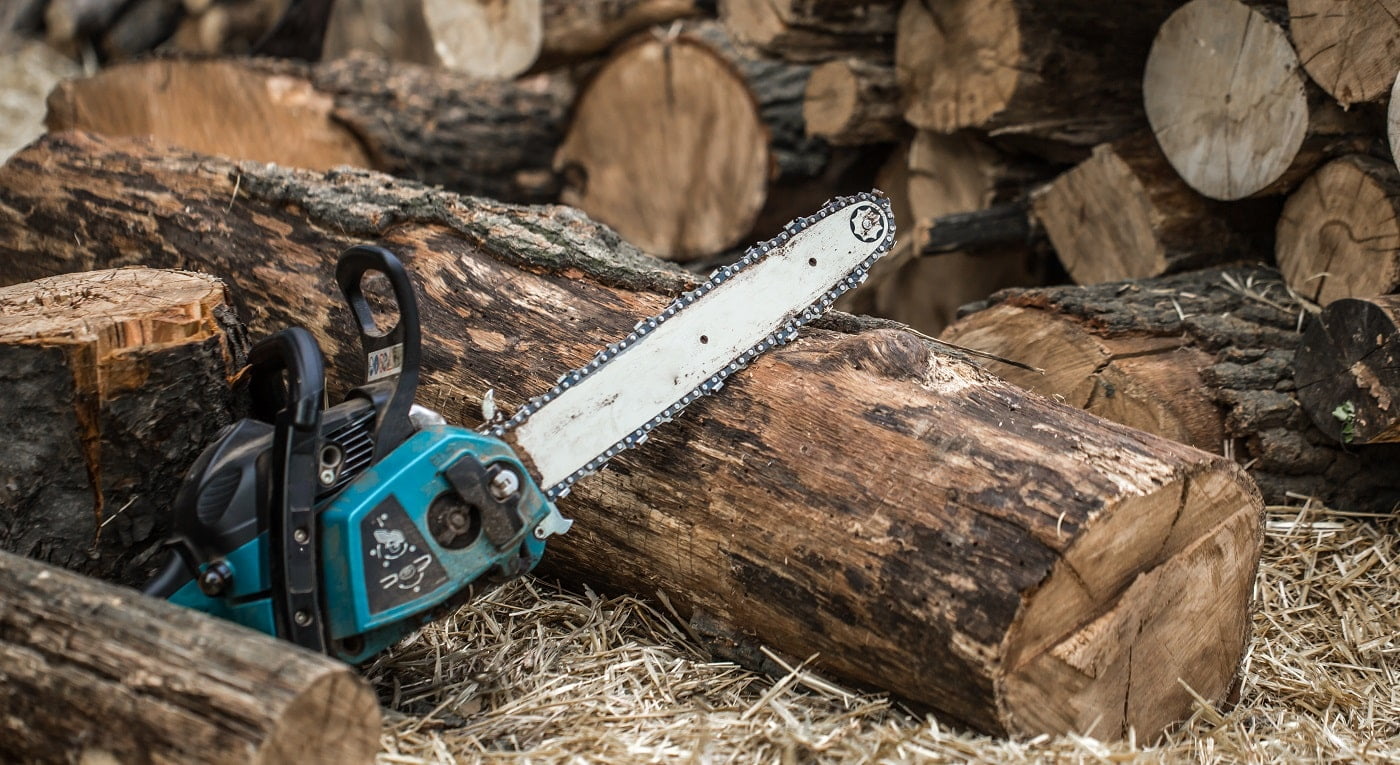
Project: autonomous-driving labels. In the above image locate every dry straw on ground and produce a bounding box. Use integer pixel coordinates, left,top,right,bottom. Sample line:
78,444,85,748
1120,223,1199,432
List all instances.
372,499,1399,763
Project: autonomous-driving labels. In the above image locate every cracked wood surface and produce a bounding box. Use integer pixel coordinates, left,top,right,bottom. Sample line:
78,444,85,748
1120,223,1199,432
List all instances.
0,132,1262,738
942,264,1400,512
0,267,245,586
0,549,380,764
1294,294,1400,445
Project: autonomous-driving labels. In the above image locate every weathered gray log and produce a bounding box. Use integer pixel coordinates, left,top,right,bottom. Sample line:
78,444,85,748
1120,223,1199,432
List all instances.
0,268,246,587
0,548,381,764
0,131,1264,739
942,265,1400,512
46,53,573,204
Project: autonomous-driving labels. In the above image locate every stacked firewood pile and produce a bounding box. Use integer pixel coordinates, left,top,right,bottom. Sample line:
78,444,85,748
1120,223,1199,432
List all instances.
0,0,1396,760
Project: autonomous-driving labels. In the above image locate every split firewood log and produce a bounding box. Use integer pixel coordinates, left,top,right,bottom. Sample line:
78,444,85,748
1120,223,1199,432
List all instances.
0,131,1263,740
1031,132,1272,285
942,264,1400,513
802,57,903,146
0,549,381,764
1143,0,1380,201
1275,154,1400,305
0,268,245,587
1294,295,1400,445
45,53,573,204
1287,0,1400,107
896,0,1179,146
555,21,829,261
719,0,897,62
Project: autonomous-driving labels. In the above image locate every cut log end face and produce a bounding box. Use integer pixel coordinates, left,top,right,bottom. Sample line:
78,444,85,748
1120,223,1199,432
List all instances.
1144,0,1310,200
1033,145,1168,285
1276,155,1400,305
1288,0,1400,106
555,36,770,261
422,0,543,80
45,59,371,174
1294,296,1400,444
803,61,860,138
896,0,1020,132
1002,468,1260,738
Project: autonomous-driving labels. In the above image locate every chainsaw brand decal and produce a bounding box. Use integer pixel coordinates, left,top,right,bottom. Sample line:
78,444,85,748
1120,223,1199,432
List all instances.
361,496,447,614
366,343,404,381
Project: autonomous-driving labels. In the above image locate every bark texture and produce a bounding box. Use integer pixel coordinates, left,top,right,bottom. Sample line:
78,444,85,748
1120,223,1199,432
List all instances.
943,265,1400,512
896,0,1179,145
0,549,381,764
0,268,245,587
0,132,1263,739
1294,295,1400,445
46,53,573,204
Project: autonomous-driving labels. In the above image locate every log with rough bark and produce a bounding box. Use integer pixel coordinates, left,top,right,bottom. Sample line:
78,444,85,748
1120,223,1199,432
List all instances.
1294,295,1400,445
719,0,897,62
896,0,1179,146
852,131,1050,334
555,21,829,261
538,0,702,67
0,549,381,764
802,57,902,146
45,53,573,204
1287,0,1400,107
942,265,1400,513
0,131,1264,740
0,268,245,587
1143,0,1380,201
1031,132,1270,285
1275,154,1400,305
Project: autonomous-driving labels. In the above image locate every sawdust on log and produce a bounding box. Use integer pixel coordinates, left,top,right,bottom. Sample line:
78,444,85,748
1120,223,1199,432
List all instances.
372,497,1399,761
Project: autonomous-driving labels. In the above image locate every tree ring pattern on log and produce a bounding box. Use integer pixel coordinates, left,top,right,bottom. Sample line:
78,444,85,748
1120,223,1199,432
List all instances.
1144,0,1310,200
1288,0,1400,106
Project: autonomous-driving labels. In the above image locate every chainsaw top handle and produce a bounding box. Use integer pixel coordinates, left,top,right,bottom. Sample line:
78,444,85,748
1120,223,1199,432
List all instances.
336,245,421,462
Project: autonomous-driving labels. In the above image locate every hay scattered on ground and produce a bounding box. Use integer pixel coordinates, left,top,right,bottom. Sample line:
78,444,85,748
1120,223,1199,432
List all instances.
373,500,1399,763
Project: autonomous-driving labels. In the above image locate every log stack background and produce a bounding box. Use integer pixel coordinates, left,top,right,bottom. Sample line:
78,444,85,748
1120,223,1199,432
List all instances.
0,0,1398,756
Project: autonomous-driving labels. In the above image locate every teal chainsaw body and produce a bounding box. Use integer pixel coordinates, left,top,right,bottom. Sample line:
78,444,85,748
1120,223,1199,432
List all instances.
146,193,895,662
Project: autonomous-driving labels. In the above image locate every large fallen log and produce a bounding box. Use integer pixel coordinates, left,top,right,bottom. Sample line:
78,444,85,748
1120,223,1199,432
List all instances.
0,549,381,764
0,268,245,587
0,131,1264,739
45,53,573,204
941,265,1400,513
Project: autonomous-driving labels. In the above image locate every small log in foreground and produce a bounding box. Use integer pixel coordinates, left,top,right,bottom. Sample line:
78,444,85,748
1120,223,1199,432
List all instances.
0,549,381,764
1294,295,1400,445
0,268,244,587
46,53,573,204
942,265,1400,513
0,132,1263,739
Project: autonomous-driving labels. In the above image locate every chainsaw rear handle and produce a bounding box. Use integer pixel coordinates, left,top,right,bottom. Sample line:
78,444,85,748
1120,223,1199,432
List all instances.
336,245,421,462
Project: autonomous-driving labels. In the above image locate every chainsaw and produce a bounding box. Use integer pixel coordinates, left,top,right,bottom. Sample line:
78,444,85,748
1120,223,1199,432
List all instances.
144,193,895,662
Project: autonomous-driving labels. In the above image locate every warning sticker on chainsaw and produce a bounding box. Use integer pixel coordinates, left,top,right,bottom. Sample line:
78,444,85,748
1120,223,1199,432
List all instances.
362,496,448,615
366,343,404,381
